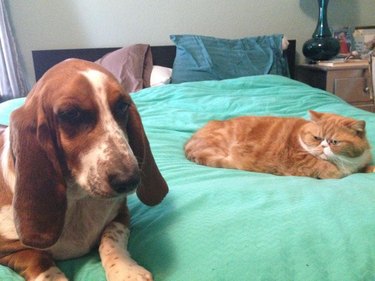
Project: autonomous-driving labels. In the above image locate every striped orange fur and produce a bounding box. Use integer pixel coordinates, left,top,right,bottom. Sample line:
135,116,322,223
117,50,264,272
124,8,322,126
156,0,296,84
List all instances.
185,111,373,179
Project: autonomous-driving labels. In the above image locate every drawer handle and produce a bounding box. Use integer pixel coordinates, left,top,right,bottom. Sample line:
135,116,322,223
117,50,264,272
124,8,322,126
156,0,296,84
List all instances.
363,86,374,100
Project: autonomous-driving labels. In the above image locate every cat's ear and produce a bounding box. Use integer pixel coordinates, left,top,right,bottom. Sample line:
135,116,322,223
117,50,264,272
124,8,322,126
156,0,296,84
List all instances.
349,120,366,136
308,110,323,121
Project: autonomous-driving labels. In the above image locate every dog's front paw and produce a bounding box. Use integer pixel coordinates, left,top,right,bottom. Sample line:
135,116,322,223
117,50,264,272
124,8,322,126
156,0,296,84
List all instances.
34,266,69,281
100,223,153,281
106,262,153,281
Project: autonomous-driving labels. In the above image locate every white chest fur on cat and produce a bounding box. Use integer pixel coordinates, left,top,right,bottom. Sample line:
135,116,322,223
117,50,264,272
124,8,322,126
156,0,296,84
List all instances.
299,136,372,176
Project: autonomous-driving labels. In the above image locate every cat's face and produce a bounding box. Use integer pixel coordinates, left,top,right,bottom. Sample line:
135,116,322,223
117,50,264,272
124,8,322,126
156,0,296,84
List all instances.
299,111,370,162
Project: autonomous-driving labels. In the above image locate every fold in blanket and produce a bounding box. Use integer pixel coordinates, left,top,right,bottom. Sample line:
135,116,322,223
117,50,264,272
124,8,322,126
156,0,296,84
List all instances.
96,44,153,93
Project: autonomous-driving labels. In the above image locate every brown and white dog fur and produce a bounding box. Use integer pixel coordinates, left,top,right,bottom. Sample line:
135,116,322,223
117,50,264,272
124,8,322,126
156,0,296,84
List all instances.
0,59,168,281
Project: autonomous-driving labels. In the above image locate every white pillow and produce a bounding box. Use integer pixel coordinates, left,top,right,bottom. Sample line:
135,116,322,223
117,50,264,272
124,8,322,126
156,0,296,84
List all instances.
150,65,172,86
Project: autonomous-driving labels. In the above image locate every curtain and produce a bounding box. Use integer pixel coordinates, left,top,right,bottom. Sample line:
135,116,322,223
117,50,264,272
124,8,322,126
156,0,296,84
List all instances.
0,0,27,100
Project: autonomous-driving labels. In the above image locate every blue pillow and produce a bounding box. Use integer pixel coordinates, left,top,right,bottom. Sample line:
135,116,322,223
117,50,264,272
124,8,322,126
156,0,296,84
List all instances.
170,34,288,84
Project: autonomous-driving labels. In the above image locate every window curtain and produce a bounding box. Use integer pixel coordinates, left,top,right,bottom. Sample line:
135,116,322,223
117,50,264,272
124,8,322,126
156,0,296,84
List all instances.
0,0,27,100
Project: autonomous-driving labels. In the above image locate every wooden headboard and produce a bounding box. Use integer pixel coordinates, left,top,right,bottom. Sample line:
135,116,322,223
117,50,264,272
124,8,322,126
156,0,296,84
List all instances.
32,40,296,81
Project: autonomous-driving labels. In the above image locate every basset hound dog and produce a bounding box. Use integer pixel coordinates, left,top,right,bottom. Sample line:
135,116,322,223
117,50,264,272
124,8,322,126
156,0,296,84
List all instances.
0,59,168,281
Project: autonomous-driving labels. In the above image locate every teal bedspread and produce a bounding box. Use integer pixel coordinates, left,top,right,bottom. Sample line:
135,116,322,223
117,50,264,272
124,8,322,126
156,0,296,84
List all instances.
1,75,375,281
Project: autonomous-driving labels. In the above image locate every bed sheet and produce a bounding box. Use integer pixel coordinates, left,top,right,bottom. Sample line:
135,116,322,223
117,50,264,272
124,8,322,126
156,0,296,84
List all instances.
1,75,375,281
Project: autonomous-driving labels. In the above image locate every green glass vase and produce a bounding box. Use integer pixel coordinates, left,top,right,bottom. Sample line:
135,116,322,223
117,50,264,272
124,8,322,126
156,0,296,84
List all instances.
302,0,340,61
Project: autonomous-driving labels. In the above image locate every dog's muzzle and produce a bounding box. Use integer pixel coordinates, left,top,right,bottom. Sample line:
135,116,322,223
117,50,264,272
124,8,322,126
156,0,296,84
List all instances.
108,168,141,194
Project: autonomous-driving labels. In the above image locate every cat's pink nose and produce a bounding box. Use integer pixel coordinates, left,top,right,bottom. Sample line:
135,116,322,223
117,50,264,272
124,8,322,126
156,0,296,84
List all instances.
321,139,329,147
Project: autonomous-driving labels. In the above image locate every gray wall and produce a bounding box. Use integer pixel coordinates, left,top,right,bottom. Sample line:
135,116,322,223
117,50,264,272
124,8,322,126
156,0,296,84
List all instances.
7,0,375,88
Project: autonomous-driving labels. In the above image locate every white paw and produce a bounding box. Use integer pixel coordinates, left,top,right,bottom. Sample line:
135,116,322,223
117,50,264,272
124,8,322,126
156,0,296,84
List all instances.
106,262,153,281
34,266,68,281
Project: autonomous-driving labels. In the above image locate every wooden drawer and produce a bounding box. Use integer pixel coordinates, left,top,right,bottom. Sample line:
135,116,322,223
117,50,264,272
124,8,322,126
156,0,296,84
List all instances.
296,64,375,112
356,104,375,112
334,77,372,103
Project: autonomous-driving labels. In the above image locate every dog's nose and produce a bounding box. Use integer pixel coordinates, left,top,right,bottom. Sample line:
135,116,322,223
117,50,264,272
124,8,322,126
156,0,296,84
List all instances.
108,169,141,194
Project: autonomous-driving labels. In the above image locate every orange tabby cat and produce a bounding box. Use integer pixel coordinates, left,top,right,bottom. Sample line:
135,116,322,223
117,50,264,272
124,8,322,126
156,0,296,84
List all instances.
185,111,373,178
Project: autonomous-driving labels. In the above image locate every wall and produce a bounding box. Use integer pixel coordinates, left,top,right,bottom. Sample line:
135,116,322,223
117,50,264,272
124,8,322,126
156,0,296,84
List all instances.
6,0,375,89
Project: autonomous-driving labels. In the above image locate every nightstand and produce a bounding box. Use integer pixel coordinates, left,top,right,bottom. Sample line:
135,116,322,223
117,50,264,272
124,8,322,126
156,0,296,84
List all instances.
296,63,374,112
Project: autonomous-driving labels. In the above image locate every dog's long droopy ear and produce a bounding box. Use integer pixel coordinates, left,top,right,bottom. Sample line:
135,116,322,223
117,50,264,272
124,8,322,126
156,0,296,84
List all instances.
10,105,67,249
127,102,168,206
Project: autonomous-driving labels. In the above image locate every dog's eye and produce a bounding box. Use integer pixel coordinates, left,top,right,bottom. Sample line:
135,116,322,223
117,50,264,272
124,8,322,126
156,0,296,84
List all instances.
58,108,82,123
114,99,129,117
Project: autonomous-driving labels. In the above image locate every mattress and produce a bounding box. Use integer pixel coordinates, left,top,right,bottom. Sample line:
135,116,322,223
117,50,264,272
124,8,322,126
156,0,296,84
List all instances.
0,74,374,281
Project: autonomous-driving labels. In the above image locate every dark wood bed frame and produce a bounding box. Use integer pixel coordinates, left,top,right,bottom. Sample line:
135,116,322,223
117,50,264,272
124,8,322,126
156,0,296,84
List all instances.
32,40,296,81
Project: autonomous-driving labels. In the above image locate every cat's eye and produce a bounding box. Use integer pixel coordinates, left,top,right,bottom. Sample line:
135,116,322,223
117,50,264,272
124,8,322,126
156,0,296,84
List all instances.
313,136,323,141
330,139,340,145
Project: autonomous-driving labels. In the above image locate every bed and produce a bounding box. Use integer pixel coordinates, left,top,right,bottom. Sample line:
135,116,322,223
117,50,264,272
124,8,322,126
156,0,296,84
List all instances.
1,34,375,281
